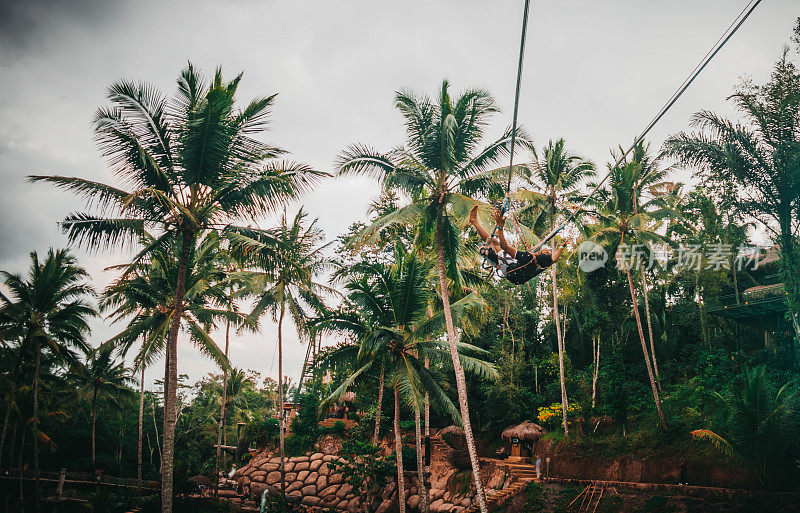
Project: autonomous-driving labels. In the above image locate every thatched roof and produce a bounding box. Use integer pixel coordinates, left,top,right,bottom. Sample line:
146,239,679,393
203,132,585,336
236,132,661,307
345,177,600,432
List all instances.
501,421,546,442
188,475,213,487
339,391,356,403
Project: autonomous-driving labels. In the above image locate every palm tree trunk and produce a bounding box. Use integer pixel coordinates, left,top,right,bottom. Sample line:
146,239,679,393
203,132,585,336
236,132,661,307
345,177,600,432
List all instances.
161,229,192,513
18,425,25,503
625,267,667,429
277,301,286,499
215,316,231,496
138,366,144,495
552,263,569,438
91,390,98,467
639,264,661,389
0,380,16,470
394,386,406,513
373,361,385,445
436,207,487,513
424,357,430,438
413,404,429,513
591,334,600,409
32,338,41,511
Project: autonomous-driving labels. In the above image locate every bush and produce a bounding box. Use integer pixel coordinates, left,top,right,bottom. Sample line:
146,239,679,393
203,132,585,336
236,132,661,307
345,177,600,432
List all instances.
241,418,280,449
388,446,418,471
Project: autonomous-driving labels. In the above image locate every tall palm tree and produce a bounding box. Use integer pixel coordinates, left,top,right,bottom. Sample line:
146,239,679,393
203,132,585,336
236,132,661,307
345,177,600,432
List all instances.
588,162,671,429
517,138,594,437
69,346,134,466
30,65,324,512
618,142,672,388
234,209,333,497
664,52,800,352
336,81,529,513
101,233,247,492
0,249,95,503
323,250,496,513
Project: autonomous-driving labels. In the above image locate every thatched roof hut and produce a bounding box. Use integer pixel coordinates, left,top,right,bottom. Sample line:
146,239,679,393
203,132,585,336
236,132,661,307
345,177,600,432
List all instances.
339,391,356,403
501,421,546,442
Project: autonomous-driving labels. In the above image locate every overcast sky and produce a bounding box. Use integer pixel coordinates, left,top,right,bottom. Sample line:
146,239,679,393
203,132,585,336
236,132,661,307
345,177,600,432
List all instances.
1,0,797,390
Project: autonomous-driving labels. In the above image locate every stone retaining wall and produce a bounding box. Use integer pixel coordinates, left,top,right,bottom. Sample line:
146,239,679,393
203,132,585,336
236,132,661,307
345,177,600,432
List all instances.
233,447,512,512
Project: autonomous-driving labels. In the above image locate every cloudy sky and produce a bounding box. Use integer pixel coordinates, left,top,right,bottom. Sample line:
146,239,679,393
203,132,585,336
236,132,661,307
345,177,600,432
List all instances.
1,0,797,389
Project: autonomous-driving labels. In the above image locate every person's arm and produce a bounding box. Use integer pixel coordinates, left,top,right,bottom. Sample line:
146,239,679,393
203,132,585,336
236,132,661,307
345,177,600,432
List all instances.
551,241,568,263
494,209,517,258
469,205,492,242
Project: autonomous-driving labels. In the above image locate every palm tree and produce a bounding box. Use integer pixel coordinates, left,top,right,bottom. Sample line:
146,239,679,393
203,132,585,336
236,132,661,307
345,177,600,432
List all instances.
588,160,671,429
69,346,134,466
30,65,324,512
101,233,247,491
619,142,672,388
0,249,95,502
518,138,594,436
664,52,800,352
234,209,333,497
692,366,798,487
336,81,529,513
323,250,496,513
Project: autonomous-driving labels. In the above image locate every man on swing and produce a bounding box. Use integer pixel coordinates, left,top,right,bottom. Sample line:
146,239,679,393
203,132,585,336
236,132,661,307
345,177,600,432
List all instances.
469,205,567,285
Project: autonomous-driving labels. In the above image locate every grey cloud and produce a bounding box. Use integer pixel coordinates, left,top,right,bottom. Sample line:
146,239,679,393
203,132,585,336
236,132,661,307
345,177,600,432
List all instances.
0,0,120,56
0,0,797,386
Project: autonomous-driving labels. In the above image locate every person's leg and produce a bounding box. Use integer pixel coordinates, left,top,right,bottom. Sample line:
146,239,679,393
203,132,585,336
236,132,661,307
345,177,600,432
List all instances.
469,206,492,242
496,226,517,259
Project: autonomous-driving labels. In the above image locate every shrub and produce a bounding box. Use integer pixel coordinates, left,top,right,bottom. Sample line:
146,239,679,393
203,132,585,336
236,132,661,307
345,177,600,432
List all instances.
241,418,280,449
388,446,418,471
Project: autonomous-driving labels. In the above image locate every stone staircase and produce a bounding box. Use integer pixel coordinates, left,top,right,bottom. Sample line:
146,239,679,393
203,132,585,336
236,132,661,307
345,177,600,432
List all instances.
429,433,448,456
462,461,539,513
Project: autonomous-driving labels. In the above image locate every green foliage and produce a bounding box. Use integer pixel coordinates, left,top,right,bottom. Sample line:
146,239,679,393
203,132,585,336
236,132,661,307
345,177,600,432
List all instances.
522,481,544,511
241,418,280,448
388,446,418,471
330,439,394,503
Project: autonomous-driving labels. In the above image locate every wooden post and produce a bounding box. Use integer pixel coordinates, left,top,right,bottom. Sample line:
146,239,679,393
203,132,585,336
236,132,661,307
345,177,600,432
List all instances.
56,467,66,500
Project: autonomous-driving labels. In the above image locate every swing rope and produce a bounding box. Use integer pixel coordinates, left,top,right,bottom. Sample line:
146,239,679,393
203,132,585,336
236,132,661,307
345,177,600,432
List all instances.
482,0,761,275
481,0,532,274
528,0,763,254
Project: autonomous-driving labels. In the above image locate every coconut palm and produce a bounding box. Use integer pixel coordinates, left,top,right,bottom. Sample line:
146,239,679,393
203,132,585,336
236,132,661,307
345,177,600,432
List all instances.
323,249,496,513
233,209,333,497
101,233,249,492
0,249,95,503
69,346,134,466
515,138,594,437
30,64,324,512
663,52,800,350
618,142,672,388
587,160,672,429
336,81,529,513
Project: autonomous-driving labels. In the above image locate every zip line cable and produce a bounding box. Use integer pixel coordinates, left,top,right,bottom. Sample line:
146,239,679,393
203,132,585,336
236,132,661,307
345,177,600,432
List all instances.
527,0,763,253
